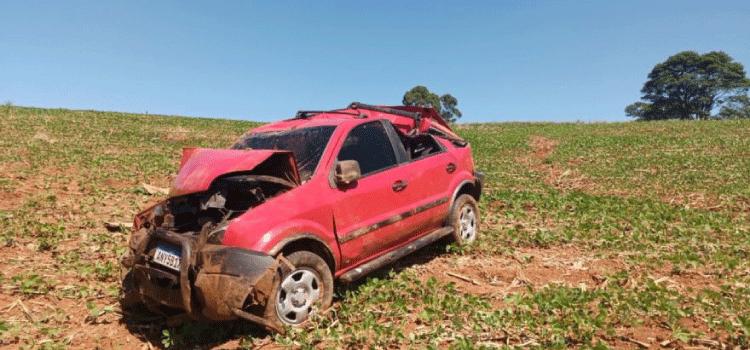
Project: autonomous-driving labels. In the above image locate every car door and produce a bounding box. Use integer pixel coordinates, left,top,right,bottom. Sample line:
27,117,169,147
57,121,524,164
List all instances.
331,120,422,268
396,134,455,233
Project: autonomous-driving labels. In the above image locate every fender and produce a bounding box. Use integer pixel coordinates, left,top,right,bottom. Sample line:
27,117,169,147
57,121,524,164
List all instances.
222,179,337,255
255,219,339,270
267,232,338,269
447,173,475,209
446,172,484,222
448,179,474,211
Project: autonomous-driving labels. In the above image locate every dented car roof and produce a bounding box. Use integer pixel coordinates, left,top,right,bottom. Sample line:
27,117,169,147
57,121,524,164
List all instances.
239,104,462,142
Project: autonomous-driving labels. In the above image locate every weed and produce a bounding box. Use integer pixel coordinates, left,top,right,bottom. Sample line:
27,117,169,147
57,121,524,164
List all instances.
2,106,750,348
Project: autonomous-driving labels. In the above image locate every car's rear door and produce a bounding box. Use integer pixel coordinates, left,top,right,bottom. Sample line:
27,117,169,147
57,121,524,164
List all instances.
395,134,455,235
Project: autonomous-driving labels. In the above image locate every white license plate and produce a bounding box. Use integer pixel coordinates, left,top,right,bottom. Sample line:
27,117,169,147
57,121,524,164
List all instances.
153,244,181,271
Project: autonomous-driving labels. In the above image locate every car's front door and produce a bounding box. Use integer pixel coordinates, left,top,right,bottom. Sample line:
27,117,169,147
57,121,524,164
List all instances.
331,120,424,269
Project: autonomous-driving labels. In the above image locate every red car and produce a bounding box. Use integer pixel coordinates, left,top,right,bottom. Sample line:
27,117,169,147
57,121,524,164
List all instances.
121,103,483,330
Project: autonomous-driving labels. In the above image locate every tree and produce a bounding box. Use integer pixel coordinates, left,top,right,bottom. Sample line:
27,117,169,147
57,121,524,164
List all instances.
625,51,750,121
718,94,750,119
624,102,651,119
402,86,463,122
439,94,462,122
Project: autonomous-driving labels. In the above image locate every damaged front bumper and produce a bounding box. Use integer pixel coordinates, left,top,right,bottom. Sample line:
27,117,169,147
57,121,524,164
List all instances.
122,228,285,332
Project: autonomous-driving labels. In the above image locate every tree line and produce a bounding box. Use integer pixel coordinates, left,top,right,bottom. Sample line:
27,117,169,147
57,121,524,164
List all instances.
401,86,462,123
626,51,750,121
402,51,750,123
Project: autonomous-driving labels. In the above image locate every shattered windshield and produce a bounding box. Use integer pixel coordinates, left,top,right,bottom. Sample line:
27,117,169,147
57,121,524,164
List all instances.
231,126,336,182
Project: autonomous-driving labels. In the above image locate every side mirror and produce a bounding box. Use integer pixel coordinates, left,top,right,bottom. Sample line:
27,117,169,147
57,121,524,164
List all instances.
335,160,361,185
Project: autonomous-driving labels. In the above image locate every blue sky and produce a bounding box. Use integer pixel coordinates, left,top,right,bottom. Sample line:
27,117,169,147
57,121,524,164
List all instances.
2,1,749,123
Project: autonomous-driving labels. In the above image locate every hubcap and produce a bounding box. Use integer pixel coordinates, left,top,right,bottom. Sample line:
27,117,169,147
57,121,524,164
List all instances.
459,205,477,244
276,268,322,325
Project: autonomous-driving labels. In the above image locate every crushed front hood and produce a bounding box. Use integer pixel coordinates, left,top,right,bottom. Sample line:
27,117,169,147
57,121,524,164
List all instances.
169,148,300,197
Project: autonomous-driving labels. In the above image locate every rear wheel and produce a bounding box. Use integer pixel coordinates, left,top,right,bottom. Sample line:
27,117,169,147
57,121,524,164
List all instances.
272,251,333,326
448,194,479,246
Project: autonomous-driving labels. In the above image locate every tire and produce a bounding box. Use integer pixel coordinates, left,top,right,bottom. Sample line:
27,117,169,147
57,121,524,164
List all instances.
448,194,480,246
272,251,334,326
120,270,143,311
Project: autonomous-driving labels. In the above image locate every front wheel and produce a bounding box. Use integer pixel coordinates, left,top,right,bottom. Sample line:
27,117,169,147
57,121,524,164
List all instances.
119,270,144,311
448,194,480,246
272,251,334,326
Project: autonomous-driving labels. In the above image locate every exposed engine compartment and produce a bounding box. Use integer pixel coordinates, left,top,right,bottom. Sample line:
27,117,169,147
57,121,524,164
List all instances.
135,174,296,243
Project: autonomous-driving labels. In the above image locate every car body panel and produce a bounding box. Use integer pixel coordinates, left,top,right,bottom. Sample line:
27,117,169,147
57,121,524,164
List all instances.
170,148,299,197
221,181,338,266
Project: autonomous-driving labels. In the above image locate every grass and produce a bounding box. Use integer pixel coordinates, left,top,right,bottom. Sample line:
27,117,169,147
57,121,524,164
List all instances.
1,105,749,349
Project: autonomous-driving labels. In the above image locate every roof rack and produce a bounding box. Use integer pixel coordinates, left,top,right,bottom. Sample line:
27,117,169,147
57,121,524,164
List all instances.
348,102,421,120
295,103,424,130
295,110,328,119
294,108,360,119
348,102,422,131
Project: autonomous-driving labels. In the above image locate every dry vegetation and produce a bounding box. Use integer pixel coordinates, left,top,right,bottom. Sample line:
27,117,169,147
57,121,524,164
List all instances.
1,105,749,349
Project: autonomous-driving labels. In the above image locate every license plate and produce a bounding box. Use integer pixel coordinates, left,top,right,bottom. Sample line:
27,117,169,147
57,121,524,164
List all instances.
153,243,181,271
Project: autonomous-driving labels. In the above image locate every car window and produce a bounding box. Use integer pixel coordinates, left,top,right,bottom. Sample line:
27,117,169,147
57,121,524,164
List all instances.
337,121,397,176
396,131,444,161
231,126,336,182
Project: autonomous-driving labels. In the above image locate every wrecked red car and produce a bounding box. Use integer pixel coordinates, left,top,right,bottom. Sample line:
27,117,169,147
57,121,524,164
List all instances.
121,102,484,330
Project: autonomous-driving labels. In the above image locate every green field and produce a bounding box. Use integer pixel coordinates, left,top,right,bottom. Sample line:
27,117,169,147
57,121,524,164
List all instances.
1,105,749,349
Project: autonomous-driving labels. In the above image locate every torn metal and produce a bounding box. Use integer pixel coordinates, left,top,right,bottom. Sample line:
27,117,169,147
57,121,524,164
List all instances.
122,149,303,332
122,228,288,332
134,150,298,236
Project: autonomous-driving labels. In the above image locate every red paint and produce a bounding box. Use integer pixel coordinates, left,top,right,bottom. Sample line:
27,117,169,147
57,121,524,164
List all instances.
169,148,298,197
153,104,480,276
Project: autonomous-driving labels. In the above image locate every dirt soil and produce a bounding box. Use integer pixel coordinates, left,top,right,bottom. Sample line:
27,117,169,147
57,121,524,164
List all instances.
0,134,732,350
0,162,146,349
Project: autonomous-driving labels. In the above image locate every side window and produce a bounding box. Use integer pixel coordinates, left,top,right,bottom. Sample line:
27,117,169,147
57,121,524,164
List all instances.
338,121,398,176
399,133,444,161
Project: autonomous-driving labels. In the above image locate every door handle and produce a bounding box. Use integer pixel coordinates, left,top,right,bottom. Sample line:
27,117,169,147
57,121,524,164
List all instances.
392,180,408,192
446,163,457,174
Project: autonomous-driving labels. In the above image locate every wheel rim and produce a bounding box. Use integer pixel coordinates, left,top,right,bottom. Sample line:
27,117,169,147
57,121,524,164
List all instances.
275,268,322,325
459,205,477,244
